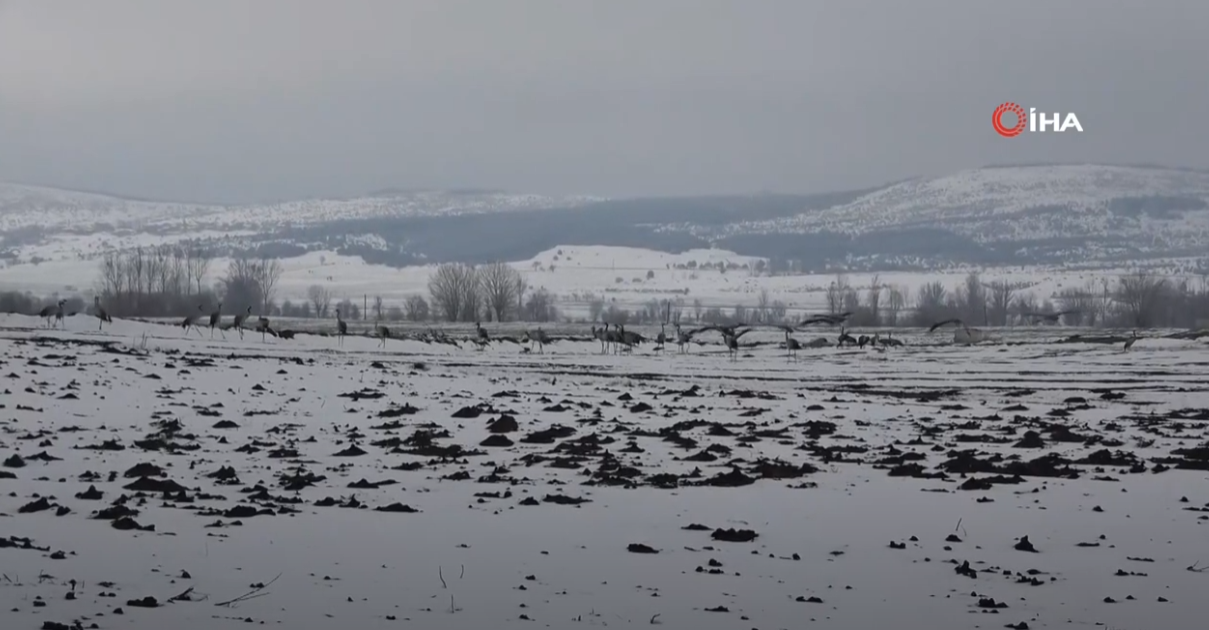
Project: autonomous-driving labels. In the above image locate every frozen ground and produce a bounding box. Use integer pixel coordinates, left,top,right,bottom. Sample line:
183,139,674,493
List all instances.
1,315,1207,630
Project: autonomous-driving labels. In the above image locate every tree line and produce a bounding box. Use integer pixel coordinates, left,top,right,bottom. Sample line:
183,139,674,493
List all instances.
2,253,1206,330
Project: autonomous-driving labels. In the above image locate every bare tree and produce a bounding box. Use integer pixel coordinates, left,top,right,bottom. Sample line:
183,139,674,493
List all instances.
866,274,882,324
428,263,479,322
1115,272,1168,327
826,273,851,315
186,246,213,295
94,247,210,317
756,288,771,323
588,297,605,322
404,295,429,321
373,295,384,320
986,280,1015,326
514,273,528,318
913,281,949,325
522,288,557,322
335,298,360,321
256,258,284,314
221,257,263,313
307,284,333,318
769,300,788,322
1056,285,1096,326
956,272,986,324
885,285,907,325
478,261,522,322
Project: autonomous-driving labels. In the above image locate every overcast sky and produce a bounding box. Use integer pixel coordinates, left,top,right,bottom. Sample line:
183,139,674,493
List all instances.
1,0,1206,203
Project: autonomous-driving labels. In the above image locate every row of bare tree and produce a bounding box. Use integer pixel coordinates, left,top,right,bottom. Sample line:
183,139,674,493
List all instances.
6,252,1207,330
426,262,557,322
90,246,283,317
826,271,1209,329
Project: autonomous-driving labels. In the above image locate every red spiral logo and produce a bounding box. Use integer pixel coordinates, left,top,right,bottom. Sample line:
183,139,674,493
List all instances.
992,102,1027,138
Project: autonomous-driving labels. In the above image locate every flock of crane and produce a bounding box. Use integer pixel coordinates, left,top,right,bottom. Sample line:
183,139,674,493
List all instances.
586,313,906,361
28,301,1154,355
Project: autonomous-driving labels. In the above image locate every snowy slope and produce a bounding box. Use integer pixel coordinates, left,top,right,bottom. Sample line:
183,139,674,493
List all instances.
5,163,1209,276
703,164,1209,251
0,183,603,233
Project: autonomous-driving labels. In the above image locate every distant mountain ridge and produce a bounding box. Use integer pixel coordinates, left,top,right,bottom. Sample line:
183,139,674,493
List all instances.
2,163,1207,271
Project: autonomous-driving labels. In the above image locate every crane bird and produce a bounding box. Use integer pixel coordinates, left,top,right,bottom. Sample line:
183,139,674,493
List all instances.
335,308,348,346
673,323,710,353
208,303,225,338
769,324,803,361
700,324,753,361
38,299,66,329
232,306,252,339
591,325,609,354
598,323,623,354
523,328,552,354
617,325,645,354
474,321,490,351
799,312,853,327
1123,330,1139,352
607,324,626,354
877,332,904,348
653,301,671,353
254,315,275,342
928,318,988,345
92,296,112,331
181,304,205,336
1024,309,1080,325
375,322,391,348
836,325,857,348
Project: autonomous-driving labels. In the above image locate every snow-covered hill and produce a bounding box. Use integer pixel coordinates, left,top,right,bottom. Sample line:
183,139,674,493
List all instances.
4,163,1209,274
0,183,603,234
699,164,1209,257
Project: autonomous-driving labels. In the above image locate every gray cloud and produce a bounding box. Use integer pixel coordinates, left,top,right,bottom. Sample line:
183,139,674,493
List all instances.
1,0,1206,203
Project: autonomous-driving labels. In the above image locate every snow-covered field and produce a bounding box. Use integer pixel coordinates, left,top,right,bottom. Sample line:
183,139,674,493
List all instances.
4,245,1199,319
1,314,1207,629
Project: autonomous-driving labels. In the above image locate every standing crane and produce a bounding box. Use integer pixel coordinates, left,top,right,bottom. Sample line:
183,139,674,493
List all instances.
336,308,348,346
38,299,66,329
232,306,252,339
768,324,803,361
375,322,391,348
208,303,224,338
474,321,490,351
92,296,112,331
523,328,552,354
255,314,275,342
673,323,709,353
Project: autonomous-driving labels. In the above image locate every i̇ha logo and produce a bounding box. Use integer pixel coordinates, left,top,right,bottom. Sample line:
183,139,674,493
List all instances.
992,102,1083,138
